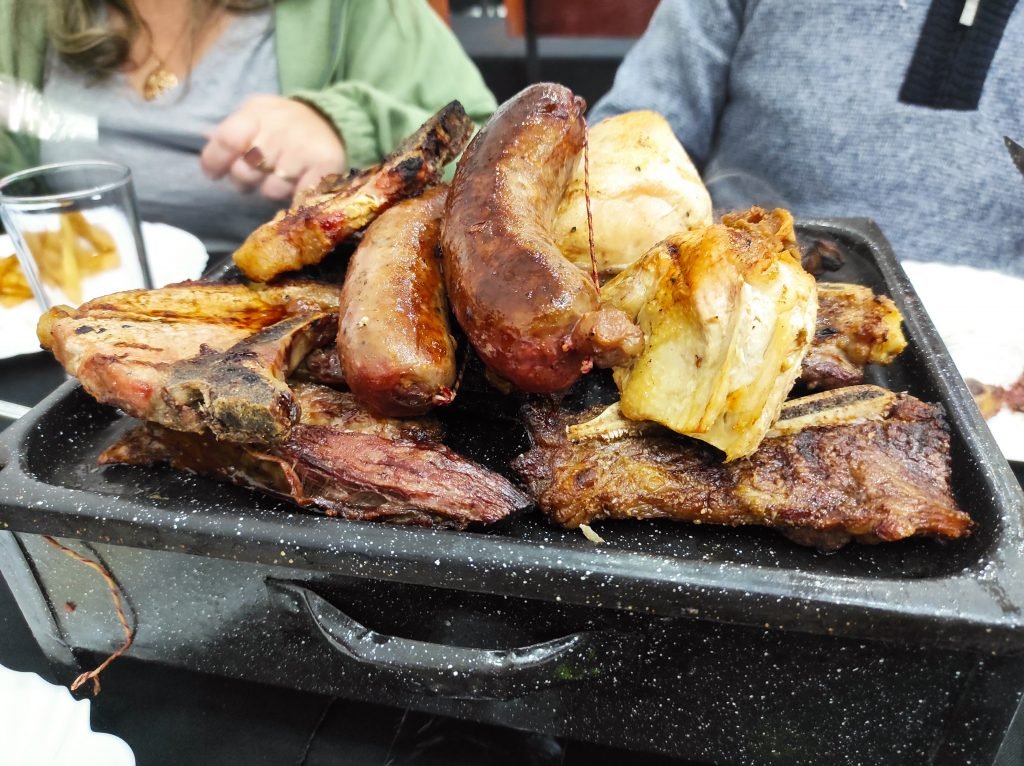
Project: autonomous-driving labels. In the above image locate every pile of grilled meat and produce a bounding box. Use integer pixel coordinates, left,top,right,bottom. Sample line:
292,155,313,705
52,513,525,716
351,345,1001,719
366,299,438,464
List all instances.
38,85,974,549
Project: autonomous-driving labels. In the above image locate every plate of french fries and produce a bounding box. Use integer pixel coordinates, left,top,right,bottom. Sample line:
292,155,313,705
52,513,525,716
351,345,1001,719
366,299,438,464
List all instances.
0,211,120,308
0,218,207,359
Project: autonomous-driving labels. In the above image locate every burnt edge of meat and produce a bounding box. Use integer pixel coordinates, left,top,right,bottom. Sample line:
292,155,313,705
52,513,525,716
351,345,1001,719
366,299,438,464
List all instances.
160,313,338,443
369,102,473,204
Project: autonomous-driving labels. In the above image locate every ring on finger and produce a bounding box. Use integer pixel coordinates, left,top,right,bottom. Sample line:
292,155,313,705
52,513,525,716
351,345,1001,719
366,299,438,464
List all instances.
242,145,271,173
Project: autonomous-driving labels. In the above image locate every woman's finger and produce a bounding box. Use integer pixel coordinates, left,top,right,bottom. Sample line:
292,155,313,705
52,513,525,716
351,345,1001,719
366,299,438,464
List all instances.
260,171,296,202
228,155,268,192
200,111,260,179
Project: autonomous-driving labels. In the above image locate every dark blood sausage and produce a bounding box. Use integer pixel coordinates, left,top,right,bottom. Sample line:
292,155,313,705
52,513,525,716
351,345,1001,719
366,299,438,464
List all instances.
338,185,456,417
441,83,643,393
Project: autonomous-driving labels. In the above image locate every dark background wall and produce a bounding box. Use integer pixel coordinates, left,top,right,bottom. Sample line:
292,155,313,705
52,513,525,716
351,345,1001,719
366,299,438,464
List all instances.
449,11,636,108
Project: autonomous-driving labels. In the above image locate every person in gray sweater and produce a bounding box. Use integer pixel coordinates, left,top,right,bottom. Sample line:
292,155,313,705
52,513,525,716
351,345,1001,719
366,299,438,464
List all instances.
590,0,1022,276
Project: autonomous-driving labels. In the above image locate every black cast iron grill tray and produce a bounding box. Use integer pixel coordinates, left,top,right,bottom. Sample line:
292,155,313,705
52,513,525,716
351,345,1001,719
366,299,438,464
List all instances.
1,218,1023,654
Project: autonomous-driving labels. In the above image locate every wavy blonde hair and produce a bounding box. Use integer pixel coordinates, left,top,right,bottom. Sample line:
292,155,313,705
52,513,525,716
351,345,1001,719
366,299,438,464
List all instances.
47,0,273,77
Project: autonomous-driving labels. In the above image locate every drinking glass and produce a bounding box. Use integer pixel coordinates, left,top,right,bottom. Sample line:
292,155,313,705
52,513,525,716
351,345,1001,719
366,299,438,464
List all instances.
0,160,150,311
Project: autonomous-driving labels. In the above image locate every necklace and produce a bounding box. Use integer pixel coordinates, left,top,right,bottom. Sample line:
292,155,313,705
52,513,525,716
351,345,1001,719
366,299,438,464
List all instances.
140,20,192,102
137,5,227,102
142,56,179,101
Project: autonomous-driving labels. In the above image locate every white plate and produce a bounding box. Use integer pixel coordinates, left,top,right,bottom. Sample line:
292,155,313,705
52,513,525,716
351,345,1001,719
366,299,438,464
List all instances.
0,222,207,359
0,663,135,765
902,260,1024,463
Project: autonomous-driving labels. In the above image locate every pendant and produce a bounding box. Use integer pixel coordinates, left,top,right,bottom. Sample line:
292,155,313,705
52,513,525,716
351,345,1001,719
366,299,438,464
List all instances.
143,65,178,102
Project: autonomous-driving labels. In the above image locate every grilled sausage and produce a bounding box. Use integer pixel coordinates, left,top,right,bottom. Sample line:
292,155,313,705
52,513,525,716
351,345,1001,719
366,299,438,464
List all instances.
338,185,456,417
441,83,643,393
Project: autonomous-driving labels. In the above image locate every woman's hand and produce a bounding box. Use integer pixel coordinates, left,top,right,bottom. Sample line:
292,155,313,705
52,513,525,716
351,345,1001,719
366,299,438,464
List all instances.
200,95,347,203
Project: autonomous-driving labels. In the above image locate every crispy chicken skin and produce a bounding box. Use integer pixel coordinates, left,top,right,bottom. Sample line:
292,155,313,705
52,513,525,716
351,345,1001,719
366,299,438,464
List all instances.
338,186,456,417
600,208,817,460
513,394,973,549
233,101,474,283
554,110,712,276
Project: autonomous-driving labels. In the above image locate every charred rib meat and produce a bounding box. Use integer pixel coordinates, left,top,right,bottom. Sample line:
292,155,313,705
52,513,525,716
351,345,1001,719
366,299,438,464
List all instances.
513,392,973,549
162,313,337,443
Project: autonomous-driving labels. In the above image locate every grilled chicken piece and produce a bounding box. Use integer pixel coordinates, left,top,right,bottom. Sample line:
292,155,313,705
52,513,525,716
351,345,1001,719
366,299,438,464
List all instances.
802,282,906,390
600,207,817,460
513,390,973,549
38,281,342,438
553,110,712,276
233,101,474,283
100,383,529,529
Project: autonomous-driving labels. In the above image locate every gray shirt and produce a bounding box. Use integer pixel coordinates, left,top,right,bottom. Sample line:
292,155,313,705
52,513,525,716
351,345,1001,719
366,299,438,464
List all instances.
591,0,1024,277
41,10,283,259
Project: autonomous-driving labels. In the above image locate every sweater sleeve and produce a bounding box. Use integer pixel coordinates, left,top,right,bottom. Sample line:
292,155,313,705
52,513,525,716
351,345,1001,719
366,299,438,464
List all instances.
588,0,745,171
288,0,497,171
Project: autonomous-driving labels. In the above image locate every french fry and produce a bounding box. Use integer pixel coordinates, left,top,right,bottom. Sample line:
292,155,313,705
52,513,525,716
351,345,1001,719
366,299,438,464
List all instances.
0,254,34,307
59,214,83,304
66,210,117,253
1,212,121,309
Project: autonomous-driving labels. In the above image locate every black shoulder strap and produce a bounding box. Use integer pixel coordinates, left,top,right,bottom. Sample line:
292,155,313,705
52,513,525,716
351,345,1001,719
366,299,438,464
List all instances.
900,0,1019,110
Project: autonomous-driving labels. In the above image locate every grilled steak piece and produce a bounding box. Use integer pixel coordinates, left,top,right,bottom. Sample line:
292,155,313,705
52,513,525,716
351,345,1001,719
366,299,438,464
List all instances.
233,101,475,282
513,394,973,549
101,383,529,529
38,281,342,441
802,283,907,390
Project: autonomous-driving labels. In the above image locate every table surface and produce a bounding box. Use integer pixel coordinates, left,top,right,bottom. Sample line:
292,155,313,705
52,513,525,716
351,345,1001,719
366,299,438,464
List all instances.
3,350,1023,766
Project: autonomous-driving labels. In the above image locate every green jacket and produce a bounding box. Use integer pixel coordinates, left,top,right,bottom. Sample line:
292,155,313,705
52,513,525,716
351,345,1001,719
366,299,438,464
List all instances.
0,0,497,176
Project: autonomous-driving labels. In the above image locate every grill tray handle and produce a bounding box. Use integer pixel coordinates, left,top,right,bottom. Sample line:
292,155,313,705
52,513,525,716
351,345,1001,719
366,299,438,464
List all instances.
268,580,636,700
